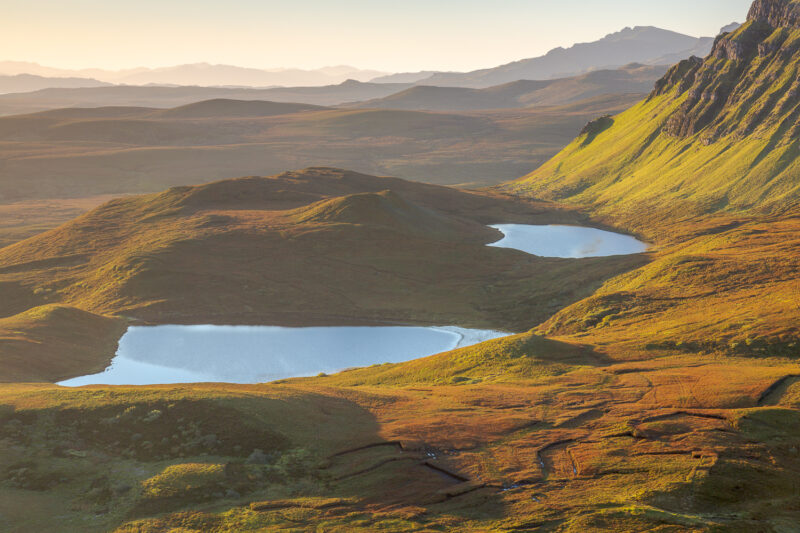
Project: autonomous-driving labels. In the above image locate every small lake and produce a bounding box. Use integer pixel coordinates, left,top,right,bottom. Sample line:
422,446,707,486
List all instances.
58,325,508,386
489,224,648,258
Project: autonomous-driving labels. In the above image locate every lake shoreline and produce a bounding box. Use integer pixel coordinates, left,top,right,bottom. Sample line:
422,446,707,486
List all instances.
58,325,509,387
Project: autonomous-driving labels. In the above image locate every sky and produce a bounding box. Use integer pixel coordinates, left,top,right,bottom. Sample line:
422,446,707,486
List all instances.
3,0,754,73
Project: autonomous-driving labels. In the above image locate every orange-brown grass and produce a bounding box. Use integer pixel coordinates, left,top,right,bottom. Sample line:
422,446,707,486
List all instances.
0,305,125,382
0,195,115,249
2,350,800,531
538,215,800,359
315,331,605,387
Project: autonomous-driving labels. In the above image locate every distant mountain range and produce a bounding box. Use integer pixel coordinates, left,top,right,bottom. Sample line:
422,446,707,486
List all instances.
391,25,740,88
0,74,109,95
0,24,739,92
369,71,438,84
0,61,388,88
0,62,663,115
0,81,413,115
353,64,668,111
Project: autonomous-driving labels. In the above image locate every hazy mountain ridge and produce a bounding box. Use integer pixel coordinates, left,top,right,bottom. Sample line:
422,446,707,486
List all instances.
413,26,736,88
0,61,388,88
0,64,660,117
1,24,739,95
354,64,667,111
0,73,110,95
368,71,438,84
112,63,388,87
646,36,715,65
0,80,413,115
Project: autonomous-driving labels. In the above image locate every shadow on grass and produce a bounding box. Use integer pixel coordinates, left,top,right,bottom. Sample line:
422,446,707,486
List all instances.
0,383,511,530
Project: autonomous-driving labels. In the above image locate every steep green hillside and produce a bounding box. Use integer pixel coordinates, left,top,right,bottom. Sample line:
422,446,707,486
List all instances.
501,0,800,356
510,0,800,225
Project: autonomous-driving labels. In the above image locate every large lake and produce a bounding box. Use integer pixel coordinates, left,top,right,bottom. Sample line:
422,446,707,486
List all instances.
489,224,648,258
58,325,507,386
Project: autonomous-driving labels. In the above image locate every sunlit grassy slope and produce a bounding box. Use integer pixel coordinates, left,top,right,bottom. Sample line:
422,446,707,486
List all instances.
509,16,800,224
505,2,800,356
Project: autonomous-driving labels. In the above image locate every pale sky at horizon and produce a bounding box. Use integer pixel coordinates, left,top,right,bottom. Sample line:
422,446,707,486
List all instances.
4,0,754,73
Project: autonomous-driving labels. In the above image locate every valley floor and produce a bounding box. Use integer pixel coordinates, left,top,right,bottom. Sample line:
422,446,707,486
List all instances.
2,347,800,532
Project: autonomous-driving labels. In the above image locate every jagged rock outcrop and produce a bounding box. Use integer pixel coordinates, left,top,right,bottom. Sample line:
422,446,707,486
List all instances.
655,0,800,140
652,57,703,95
579,115,614,137
748,0,800,28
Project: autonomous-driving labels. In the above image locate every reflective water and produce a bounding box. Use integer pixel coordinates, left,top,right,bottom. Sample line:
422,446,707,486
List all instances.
58,325,507,386
488,224,648,258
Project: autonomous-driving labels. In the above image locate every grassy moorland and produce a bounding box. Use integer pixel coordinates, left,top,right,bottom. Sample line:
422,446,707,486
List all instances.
0,196,116,249
2,350,800,531
0,1,798,531
0,93,642,207
0,168,646,382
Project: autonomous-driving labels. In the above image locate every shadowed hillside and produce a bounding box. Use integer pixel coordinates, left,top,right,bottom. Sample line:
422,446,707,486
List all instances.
0,196,116,249
153,99,327,118
0,168,646,382
0,305,125,382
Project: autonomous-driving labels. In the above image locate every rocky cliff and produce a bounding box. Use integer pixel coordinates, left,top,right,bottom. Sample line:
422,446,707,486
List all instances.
656,0,799,140
748,0,800,27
